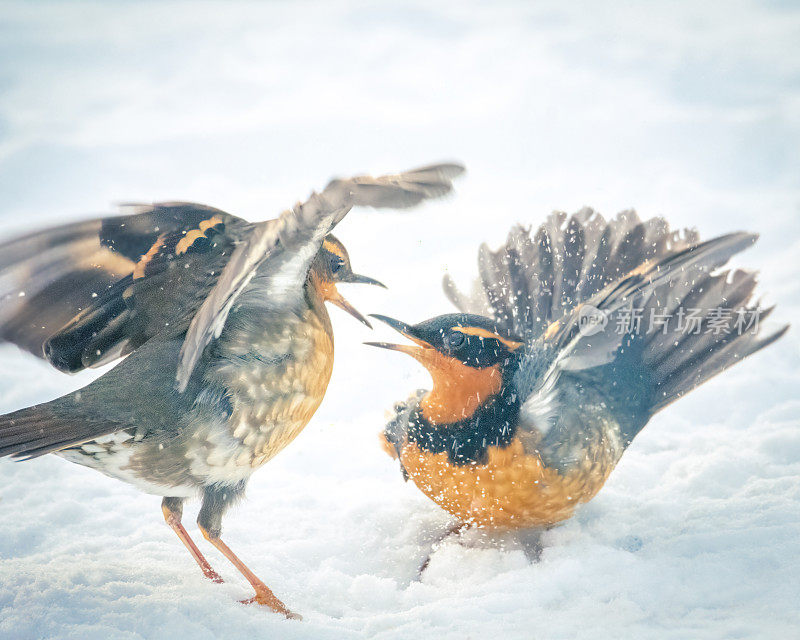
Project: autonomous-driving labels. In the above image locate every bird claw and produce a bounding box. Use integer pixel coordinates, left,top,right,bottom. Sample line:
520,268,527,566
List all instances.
239,592,302,620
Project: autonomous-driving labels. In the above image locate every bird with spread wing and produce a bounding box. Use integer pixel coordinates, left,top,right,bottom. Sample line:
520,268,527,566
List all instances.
0,162,464,618
369,209,787,568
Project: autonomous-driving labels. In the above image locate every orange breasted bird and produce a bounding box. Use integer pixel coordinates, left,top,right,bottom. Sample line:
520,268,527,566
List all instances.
368,210,787,562
0,163,464,617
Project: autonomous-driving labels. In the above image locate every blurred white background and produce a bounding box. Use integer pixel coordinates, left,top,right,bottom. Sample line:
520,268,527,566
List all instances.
0,2,798,639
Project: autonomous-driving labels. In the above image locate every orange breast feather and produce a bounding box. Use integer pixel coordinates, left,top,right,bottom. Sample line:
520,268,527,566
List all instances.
399,437,616,529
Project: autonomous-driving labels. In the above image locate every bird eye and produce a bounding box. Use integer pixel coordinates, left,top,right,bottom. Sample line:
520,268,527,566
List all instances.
444,330,465,348
330,256,344,274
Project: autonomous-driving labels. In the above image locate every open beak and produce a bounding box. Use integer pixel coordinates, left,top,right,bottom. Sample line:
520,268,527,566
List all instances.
364,314,434,360
339,273,387,289
326,273,387,328
328,288,372,328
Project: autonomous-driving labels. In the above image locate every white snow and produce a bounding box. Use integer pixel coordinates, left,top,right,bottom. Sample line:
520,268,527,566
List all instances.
1,1,799,638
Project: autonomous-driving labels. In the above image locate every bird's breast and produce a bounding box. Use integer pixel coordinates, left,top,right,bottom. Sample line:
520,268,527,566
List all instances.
397,429,621,529
201,300,334,477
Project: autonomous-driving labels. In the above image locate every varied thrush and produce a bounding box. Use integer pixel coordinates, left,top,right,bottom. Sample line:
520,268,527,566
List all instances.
369,209,787,565
0,162,464,618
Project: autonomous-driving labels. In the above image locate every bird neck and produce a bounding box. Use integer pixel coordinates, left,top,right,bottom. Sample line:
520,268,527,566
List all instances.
307,265,332,300
409,363,522,465
420,360,504,425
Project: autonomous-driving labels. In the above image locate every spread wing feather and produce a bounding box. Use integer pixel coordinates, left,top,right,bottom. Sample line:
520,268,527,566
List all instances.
0,162,464,389
444,209,700,342
447,209,785,450
0,203,248,372
0,219,132,361
176,162,465,389
515,230,787,448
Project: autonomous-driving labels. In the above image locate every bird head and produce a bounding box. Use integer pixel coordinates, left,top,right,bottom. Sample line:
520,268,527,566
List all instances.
312,235,386,328
366,313,524,424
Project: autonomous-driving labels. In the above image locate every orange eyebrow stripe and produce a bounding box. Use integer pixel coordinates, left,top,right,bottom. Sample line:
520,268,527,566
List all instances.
322,238,346,260
133,233,167,279
175,216,223,255
453,326,524,350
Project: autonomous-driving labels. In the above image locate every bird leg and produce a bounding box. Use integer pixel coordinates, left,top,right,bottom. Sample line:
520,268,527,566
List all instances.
161,497,223,583
197,484,300,620
518,525,556,563
417,520,472,578
198,525,300,620
518,529,544,563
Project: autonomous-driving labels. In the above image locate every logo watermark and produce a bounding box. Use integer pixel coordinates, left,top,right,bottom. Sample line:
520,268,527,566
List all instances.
577,305,608,336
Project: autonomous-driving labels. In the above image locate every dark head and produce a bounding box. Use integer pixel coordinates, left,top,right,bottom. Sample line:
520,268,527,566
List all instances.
312,234,386,327
367,313,524,424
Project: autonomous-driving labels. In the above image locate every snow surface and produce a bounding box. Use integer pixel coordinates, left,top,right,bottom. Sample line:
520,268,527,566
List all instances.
1,1,799,638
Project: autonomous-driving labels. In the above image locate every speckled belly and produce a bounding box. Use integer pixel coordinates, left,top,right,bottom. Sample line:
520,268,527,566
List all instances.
222,309,334,471
398,436,621,529
57,305,335,495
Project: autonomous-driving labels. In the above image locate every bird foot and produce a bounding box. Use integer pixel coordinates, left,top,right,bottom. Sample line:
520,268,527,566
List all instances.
203,567,225,584
240,588,302,620
417,521,472,579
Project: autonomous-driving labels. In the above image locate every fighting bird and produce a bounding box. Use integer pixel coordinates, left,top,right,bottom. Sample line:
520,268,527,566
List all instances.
0,162,464,618
368,209,787,565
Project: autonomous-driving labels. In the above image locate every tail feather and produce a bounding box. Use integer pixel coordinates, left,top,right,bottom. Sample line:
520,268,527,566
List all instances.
556,216,586,317
445,209,701,342
0,402,121,460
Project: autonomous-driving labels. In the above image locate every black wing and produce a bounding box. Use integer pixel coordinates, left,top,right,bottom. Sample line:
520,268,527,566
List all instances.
0,202,249,372
515,231,787,446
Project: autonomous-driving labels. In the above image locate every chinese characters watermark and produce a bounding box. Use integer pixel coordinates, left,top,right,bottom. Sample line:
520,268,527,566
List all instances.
577,305,762,337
